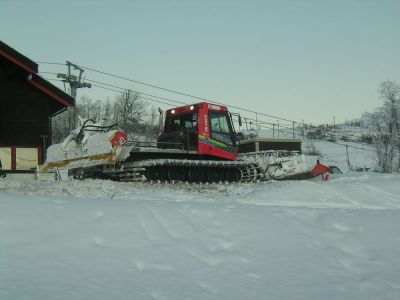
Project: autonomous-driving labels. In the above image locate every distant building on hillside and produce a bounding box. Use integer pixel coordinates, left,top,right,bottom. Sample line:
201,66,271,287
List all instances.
0,40,74,173
238,138,302,153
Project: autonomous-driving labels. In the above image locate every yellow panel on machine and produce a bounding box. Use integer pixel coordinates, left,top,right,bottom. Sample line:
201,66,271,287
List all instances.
37,119,129,175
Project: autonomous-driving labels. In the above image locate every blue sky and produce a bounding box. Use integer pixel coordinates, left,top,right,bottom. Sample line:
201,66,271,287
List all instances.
1,0,399,124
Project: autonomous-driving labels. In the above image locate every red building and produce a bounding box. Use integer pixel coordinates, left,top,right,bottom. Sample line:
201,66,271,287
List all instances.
0,40,74,173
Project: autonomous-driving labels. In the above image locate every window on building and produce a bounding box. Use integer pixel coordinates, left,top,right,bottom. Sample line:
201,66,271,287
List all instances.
0,147,12,170
16,148,38,170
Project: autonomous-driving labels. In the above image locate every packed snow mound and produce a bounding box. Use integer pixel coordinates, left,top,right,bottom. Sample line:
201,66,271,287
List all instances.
1,123,398,300
2,173,400,300
303,140,376,172
1,172,399,209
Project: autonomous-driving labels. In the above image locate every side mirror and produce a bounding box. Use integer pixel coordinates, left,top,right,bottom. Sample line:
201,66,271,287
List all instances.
238,115,242,127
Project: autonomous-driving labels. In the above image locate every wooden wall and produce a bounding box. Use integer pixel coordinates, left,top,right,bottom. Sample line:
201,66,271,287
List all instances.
0,68,51,146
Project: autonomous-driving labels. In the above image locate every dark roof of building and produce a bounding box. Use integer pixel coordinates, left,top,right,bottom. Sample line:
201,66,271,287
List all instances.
0,40,38,73
0,40,74,107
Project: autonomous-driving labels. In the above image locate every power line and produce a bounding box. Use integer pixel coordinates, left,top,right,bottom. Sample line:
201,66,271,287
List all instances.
39,63,375,148
41,76,180,108
37,61,301,124
328,141,374,152
39,71,59,75
43,78,62,82
43,72,376,146
37,61,373,139
43,77,374,152
84,77,305,136
76,77,300,130
36,61,66,66
88,83,179,108
84,78,187,106
87,82,121,94
45,76,282,132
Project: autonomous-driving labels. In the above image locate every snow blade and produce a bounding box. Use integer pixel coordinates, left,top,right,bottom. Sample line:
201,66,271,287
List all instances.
310,160,331,177
38,119,130,174
273,160,336,181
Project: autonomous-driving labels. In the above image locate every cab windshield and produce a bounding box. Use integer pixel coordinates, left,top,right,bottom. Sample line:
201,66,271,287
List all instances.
209,111,235,146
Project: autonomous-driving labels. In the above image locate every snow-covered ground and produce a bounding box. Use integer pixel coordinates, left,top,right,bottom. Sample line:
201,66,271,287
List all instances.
245,127,377,172
1,140,400,300
304,140,376,172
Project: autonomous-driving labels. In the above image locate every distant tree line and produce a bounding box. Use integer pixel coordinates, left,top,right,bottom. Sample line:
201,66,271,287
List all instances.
51,91,160,143
302,80,400,173
368,81,400,172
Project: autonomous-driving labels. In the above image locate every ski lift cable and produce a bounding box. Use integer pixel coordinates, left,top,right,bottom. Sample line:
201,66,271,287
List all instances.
84,78,187,106
43,77,375,152
37,61,300,124
48,74,291,129
39,63,348,137
36,61,66,66
44,74,188,108
40,64,376,145
330,141,374,152
39,71,59,75
78,63,300,123
43,74,182,108
87,82,181,107
88,83,175,108
44,76,193,109
38,62,373,142
51,75,374,145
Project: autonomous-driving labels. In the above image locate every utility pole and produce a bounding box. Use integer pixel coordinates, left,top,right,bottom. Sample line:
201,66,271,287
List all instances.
292,121,295,138
158,107,164,137
57,61,91,98
255,112,258,130
273,124,275,138
333,116,336,139
277,120,280,138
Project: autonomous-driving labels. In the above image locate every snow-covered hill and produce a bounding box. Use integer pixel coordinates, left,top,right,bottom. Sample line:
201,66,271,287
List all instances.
1,168,400,300
304,139,376,172
250,125,377,172
1,123,398,300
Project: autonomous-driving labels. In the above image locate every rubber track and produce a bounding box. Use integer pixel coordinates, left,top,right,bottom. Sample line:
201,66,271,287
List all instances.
112,159,263,183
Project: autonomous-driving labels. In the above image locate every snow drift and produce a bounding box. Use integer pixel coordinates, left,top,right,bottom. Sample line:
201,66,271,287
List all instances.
1,172,400,300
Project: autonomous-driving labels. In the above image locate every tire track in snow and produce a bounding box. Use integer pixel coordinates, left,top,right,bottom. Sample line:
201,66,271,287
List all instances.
142,204,181,241
180,208,242,268
273,204,378,282
133,204,177,273
351,183,400,209
303,181,362,208
135,204,165,246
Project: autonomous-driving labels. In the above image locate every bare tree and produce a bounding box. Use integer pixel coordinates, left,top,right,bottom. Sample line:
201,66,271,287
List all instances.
371,81,400,172
381,81,400,171
51,92,150,144
52,106,79,143
100,98,113,124
143,106,160,142
52,96,105,143
112,90,147,138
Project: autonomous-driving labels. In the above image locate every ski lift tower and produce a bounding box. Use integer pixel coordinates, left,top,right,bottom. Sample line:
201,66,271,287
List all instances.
57,61,91,98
